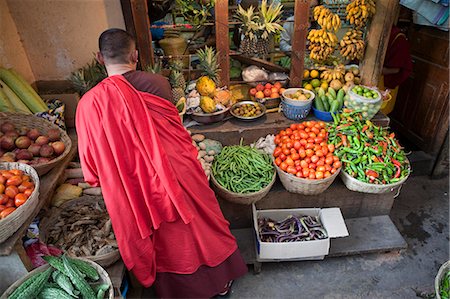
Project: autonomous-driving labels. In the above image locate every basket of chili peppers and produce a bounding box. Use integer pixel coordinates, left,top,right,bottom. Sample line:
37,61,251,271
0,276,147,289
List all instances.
328,110,410,194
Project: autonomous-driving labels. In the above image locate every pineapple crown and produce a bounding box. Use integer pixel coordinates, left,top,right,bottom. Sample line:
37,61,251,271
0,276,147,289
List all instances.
69,57,107,96
143,59,162,74
196,46,221,85
235,0,284,41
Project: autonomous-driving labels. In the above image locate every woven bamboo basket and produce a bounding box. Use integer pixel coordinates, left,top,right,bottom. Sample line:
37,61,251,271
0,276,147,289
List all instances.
435,260,450,299
275,164,340,195
210,170,276,205
0,162,40,243
340,168,410,194
0,112,72,176
0,257,113,299
40,196,120,268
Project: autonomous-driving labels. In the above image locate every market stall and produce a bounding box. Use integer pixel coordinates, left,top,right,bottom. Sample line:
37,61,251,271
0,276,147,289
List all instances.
0,0,417,297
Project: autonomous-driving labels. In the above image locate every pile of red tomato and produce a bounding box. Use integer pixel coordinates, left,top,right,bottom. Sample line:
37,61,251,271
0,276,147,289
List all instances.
0,169,35,219
273,121,341,180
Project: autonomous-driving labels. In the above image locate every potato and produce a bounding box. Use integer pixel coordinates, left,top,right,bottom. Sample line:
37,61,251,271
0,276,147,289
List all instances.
198,142,207,150
204,155,214,163
207,150,216,156
192,134,205,142
197,150,207,159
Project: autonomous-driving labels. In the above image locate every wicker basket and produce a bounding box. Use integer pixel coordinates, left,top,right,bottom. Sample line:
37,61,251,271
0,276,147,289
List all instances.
276,164,340,195
210,170,276,205
0,162,40,243
435,261,450,299
40,196,120,268
0,112,72,176
340,169,410,194
0,258,113,299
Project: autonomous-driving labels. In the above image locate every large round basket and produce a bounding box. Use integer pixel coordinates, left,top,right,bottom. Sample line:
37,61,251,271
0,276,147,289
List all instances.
0,162,40,243
435,260,450,299
39,196,120,268
0,257,113,299
210,170,276,205
0,112,72,176
340,168,410,194
275,164,340,195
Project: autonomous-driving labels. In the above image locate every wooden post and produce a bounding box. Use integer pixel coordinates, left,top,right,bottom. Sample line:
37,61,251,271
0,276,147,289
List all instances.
120,0,154,68
359,0,399,85
289,0,310,87
215,0,230,87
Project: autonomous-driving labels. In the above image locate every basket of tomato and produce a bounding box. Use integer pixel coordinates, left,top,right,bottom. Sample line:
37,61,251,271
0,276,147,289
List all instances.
0,162,39,243
273,121,342,195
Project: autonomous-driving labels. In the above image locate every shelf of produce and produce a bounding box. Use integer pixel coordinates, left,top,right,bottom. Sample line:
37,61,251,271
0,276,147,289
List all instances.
218,176,399,230
0,131,78,256
190,111,390,146
231,215,407,273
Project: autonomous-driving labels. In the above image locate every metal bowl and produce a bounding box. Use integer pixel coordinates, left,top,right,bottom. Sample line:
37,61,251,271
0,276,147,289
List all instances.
191,106,231,124
230,101,266,121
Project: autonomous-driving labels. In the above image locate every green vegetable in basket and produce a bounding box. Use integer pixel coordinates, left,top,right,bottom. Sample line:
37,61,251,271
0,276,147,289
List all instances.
212,141,274,193
327,110,409,185
8,267,53,299
440,270,450,299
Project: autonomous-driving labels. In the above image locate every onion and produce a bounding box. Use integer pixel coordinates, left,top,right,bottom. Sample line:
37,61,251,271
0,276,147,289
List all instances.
27,129,40,141
39,144,54,158
35,135,49,146
51,141,65,155
47,129,61,142
28,144,41,156
1,122,15,133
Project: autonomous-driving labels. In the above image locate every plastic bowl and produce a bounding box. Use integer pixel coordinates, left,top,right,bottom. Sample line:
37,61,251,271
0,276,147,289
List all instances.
281,88,315,107
346,85,382,120
312,107,334,122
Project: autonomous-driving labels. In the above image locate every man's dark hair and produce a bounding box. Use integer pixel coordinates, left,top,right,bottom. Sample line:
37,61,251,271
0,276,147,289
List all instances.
99,28,136,64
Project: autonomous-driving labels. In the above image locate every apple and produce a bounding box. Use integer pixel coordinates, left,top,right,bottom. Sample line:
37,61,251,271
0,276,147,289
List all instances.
265,83,272,90
249,88,257,96
256,84,265,92
255,91,265,99
263,89,272,97
270,92,280,98
274,82,282,89
271,87,279,94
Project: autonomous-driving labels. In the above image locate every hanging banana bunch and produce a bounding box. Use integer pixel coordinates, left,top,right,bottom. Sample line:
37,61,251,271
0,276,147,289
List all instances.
346,0,376,28
339,29,366,61
313,6,341,32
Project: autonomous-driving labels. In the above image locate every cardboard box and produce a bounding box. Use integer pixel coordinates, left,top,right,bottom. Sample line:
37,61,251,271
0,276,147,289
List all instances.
253,205,349,260
41,93,80,128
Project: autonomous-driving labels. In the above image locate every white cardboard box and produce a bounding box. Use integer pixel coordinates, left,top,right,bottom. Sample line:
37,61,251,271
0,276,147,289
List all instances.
253,205,349,260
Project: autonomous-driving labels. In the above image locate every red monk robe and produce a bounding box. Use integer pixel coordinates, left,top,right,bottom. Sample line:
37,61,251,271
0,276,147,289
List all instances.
76,75,247,297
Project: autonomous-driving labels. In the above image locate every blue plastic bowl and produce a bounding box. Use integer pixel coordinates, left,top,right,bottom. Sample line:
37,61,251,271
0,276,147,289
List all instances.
312,107,334,122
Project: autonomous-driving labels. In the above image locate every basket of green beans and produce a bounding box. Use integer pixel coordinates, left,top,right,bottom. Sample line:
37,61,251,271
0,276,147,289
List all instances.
328,110,410,194
211,144,276,205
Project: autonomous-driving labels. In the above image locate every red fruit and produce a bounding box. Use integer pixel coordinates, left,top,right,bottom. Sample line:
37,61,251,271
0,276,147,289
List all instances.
249,88,257,96
35,136,49,146
265,83,272,90
263,89,271,97
256,84,265,91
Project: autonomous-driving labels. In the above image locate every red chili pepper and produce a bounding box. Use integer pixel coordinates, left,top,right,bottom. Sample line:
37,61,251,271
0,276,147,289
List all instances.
336,124,351,130
336,141,343,148
342,135,348,147
366,131,373,139
362,125,368,133
389,133,395,139
391,158,401,167
394,165,401,178
365,169,379,178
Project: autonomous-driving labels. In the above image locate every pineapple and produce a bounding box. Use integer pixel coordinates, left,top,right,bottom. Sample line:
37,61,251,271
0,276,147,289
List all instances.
196,46,220,96
143,59,162,74
69,58,107,96
169,70,186,104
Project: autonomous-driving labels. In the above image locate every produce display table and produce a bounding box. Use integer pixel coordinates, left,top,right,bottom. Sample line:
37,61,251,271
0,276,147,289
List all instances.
191,112,407,272
0,132,78,294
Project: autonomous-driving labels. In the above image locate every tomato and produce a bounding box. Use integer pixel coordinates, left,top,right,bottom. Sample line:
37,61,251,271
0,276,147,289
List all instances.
5,185,18,199
309,131,317,138
290,124,297,130
330,168,337,174
305,149,314,157
311,155,319,163
296,172,303,178
293,141,301,150
305,127,311,133
1,171,13,179
316,159,324,167
280,162,288,171
322,146,328,155
274,137,281,144
273,147,282,157
0,184,4,194
10,170,24,177
328,144,335,153
324,171,332,178
279,153,287,161
0,205,5,212
293,134,301,141
316,166,326,173
305,143,315,150
318,132,326,139
333,155,340,162
282,148,290,156
290,148,297,154
0,194,8,205
281,135,290,143
22,175,30,182
325,164,332,172
14,193,27,207
7,176,22,186
285,157,294,166
287,166,297,175
275,157,282,166
314,144,322,152
309,163,316,170
300,160,308,169
309,172,316,179
24,189,33,197
0,176,5,185
295,165,302,172
299,131,308,139
302,168,310,177
279,130,287,136
314,137,323,144
291,153,300,161
307,138,315,144
285,128,293,135
333,161,342,169
316,150,324,157
299,149,306,158
304,157,311,164
300,139,307,146
0,207,16,219
5,199,14,208
298,124,305,130
315,171,324,179
311,127,320,135
320,141,328,147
